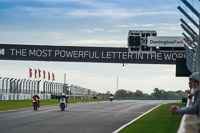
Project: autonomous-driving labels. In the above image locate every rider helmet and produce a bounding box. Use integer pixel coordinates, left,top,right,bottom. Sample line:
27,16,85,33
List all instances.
61,93,65,96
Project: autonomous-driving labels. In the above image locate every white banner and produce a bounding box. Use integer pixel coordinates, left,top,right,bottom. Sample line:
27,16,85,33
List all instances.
147,36,184,47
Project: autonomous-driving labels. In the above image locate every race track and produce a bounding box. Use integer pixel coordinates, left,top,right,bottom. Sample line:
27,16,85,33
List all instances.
0,100,177,133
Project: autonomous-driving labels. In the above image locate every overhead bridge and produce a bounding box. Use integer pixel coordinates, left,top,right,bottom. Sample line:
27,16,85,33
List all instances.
0,44,185,65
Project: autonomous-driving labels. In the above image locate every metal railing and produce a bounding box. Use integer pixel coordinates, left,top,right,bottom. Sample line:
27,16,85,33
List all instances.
178,0,200,132
0,77,99,100
0,78,41,94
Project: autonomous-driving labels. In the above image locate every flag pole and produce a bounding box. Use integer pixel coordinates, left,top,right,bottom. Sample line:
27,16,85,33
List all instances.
43,69,45,94
42,69,43,95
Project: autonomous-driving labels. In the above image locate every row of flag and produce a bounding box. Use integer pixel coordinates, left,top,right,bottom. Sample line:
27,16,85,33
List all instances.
29,68,55,81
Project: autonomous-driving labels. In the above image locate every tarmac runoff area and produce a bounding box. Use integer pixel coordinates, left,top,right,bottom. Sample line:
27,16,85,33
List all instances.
0,100,178,133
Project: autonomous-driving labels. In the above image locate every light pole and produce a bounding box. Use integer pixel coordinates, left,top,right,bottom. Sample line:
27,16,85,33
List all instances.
64,73,66,84
61,83,64,93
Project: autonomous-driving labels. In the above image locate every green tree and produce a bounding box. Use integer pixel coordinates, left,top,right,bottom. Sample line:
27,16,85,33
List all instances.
115,89,128,97
151,88,167,100
134,90,144,97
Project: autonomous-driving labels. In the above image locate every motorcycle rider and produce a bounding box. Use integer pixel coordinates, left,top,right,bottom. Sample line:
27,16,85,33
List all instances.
59,93,68,107
32,93,40,107
110,94,114,102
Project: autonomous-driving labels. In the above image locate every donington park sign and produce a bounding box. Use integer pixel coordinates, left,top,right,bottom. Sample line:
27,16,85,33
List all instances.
0,44,185,64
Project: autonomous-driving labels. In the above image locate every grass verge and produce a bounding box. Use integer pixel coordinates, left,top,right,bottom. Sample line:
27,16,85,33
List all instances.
119,102,186,133
0,99,109,111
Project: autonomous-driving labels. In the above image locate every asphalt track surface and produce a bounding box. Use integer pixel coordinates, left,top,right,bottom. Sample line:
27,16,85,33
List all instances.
0,100,177,133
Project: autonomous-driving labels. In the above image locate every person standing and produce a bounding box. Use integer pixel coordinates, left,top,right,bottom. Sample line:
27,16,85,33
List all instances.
170,72,199,115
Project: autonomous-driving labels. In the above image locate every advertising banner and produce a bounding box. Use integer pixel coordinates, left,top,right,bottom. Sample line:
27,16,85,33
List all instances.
147,36,184,47
0,44,185,64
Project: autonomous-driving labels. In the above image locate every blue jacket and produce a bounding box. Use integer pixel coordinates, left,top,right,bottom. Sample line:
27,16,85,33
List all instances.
176,91,199,114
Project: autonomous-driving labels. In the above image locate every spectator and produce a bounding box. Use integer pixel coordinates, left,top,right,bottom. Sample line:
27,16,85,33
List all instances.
186,80,192,99
188,75,196,100
170,72,199,115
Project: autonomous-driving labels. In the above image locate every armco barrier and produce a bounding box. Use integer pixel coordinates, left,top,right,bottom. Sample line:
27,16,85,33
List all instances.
0,93,51,100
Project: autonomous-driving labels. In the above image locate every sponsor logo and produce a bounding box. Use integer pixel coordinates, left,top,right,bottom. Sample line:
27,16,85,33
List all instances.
149,40,184,45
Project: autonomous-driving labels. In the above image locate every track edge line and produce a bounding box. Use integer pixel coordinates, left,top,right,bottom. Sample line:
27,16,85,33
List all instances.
112,104,161,133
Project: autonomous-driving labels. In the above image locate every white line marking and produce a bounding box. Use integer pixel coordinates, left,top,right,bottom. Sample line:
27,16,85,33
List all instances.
0,104,58,113
112,104,161,133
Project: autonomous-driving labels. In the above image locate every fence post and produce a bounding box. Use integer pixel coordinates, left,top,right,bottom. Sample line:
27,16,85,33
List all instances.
37,80,41,94
25,80,29,94
29,80,32,94
5,78,10,94
11,78,17,93
43,81,46,94
2,77,8,93
15,79,20,93
32,80,35,94
22,79,26,93
8,78,13,93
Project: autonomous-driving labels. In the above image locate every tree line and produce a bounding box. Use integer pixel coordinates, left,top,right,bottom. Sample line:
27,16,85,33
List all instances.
115,88,186,100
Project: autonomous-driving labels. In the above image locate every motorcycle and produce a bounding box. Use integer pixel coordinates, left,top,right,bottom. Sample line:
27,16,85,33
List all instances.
59,97,66,111
32,98,39,111
110,95,114,102
110,98,113,102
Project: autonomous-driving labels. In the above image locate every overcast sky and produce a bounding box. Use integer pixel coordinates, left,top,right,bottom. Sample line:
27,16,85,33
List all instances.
0,0,199,94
